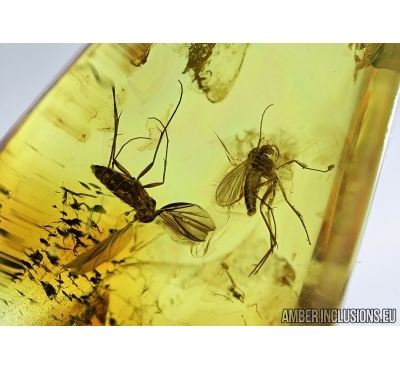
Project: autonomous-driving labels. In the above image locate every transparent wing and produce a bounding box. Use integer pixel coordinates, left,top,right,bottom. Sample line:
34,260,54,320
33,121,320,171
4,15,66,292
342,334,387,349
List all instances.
158,203,216,243
216,160,251,206
64,221,134,274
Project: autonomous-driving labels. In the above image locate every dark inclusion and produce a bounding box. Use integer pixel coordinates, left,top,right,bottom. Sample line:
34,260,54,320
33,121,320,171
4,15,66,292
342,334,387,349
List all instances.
183,43,216,93
40,281,57,300
182,43,248,103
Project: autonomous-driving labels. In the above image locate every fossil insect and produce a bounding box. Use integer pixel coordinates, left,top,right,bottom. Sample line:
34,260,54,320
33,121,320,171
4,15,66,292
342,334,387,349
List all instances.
220,262,245,303
215,105,334,276
64,81,216,274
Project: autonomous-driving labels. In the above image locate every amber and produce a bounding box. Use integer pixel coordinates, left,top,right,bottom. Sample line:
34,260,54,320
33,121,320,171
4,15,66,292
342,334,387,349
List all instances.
0,44,399,325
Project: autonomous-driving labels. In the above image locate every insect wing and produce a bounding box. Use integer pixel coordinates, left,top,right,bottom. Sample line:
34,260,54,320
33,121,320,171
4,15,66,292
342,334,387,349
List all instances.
64,222,134,274
158,203,216,243
216,160,251,206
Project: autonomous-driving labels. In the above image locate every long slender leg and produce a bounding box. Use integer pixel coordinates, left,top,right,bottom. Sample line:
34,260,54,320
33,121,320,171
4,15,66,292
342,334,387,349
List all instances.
137,80,183,181
109,81,181,182
112,157,133,179
143,118,169,189
114,137,151,161
249,249,274,277
106,84,151,178
112,137,152,178
267,182,278,243
108,84,123,169
245,177,277,246
259,182,277,242
248,183,278,276
276,177,311,245
277,160,334,173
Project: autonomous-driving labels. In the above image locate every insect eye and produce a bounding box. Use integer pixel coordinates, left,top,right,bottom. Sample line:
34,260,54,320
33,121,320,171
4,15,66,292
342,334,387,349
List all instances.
261,145,273,155
151,199,156,207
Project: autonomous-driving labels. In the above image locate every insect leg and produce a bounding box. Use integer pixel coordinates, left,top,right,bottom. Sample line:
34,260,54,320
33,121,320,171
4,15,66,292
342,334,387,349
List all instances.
112,136,152,178
277,160,334,173
254,183,278,258
106,85,155,176
276,177,311,245
114,137,152,161
112,157,133,179
247,177,277,240
108,84,124,169
264,182,278,246
142,118,169,189
137,80,183,182
248,183,278,276
249,247,274,276
106,85,150,178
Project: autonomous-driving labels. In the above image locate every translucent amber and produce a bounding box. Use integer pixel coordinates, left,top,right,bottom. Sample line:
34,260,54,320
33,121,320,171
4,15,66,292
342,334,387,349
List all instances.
0,44,398,325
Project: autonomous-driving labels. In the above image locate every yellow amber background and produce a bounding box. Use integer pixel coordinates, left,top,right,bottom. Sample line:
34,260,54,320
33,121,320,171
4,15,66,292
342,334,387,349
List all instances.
0,44,398,325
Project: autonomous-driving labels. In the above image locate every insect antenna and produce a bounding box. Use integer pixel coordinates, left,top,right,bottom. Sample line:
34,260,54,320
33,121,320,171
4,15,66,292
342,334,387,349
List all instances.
256,104,273,148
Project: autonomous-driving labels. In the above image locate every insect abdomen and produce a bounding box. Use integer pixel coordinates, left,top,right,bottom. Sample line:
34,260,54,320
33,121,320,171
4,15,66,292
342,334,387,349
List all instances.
91,165,139,208
91,165,157,223
244,170,260,216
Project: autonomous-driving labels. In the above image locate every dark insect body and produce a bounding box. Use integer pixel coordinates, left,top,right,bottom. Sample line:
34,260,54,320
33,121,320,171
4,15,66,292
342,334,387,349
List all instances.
215,105,335,276
223,264,245,303
91,165,157,223
64,81,215,274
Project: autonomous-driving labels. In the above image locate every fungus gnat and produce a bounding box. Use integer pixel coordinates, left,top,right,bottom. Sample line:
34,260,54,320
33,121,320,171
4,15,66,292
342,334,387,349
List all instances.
215,106,334,276
64,81,215,274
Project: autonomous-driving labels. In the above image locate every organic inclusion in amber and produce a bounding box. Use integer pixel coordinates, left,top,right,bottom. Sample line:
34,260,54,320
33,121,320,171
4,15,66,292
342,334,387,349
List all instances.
0,44,398,325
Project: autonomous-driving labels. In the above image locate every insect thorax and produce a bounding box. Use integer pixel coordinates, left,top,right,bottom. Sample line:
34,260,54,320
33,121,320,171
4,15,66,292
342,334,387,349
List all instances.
248,146,275,174
134,195,157,223
126,179,157,223
135,207,157,223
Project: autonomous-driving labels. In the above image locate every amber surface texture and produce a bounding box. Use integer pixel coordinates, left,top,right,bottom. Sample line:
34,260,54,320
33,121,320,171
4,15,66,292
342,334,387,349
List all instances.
0,44,398,326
